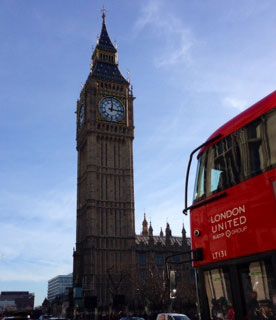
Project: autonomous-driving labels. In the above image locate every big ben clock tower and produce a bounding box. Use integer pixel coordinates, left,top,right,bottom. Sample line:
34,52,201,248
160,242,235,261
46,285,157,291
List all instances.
73,12,135,308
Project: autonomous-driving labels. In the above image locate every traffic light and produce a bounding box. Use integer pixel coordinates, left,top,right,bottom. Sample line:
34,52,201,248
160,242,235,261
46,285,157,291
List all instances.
169,270,177,299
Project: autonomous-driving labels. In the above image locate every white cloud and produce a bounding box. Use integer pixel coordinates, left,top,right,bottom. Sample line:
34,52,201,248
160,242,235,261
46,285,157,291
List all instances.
134,0,195,68
134,1,160,31
0,187,75,282
0,187,75,226
0,228,73,282
223,96,248,111
221,1,271,23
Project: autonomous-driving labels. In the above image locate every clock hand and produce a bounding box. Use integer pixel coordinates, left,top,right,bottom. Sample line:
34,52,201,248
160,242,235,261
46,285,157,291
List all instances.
110,99,114,112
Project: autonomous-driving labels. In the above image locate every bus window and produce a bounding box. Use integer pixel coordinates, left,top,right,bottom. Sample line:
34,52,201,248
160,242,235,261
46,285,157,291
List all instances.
205,134,241,197
193,109,276,203
245,119,264,177
193,153,206,201
266,110,276,167
210,168,223,193
238,259,276,320
204,268,235,319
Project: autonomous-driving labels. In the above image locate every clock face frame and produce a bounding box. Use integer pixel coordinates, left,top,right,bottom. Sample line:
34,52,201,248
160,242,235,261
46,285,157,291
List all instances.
79,104,85,127
99,97,125,123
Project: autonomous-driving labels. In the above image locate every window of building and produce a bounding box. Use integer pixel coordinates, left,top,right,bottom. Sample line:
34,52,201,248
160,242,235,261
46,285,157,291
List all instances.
138,254,147,266
172,255,181,263
155,255,164,266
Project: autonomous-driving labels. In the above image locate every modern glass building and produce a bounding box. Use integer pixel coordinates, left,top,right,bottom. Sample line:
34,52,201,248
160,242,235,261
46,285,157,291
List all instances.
47,273,73,302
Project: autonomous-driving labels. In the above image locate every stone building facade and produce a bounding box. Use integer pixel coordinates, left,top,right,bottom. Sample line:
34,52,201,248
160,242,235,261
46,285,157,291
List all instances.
0,291,34,312
73,13,194,311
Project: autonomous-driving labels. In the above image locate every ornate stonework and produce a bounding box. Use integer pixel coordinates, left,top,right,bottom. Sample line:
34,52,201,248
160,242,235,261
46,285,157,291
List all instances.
73,14,194,311
73,12,135,307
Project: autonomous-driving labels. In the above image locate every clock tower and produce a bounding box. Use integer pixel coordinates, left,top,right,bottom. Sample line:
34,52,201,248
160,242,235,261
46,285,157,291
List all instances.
73,12,136,307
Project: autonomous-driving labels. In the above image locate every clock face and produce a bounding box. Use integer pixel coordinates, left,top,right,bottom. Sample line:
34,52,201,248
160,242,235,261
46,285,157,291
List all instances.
79,104,85,127
99,97,125,122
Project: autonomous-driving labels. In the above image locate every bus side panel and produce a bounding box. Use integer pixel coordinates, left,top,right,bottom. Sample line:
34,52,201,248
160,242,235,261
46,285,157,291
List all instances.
191,206,206,266
192,169,276,267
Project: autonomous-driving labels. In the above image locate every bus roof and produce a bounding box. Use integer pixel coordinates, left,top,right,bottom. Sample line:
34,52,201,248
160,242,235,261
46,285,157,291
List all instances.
199,90,276,156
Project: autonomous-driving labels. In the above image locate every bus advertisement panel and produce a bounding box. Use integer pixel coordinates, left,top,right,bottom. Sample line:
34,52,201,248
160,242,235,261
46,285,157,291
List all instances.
186,91,276,319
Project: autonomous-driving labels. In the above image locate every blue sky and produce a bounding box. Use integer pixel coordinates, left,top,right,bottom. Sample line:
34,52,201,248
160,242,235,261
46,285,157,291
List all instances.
1,0,276,306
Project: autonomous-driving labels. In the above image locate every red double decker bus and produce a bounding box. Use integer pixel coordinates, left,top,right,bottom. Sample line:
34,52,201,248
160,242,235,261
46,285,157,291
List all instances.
184,91,276,319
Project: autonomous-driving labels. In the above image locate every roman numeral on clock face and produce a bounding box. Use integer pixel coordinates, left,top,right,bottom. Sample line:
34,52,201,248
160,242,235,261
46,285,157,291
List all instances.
99,97,125,122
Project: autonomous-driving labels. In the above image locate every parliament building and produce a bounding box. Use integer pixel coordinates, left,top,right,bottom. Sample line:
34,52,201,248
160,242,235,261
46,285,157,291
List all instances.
73,13,195,312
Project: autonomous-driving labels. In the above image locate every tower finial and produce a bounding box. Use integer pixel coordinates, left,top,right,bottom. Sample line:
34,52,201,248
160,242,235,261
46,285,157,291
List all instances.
142,212,149,236
127,69,131,84
182,223,186,237
149,221,153,236
101,5,107,23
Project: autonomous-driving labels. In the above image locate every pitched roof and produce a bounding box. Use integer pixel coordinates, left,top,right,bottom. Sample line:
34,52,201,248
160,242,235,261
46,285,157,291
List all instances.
97,19,117,53
90,15,128,85
135,235,191,247
90,62,128,84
